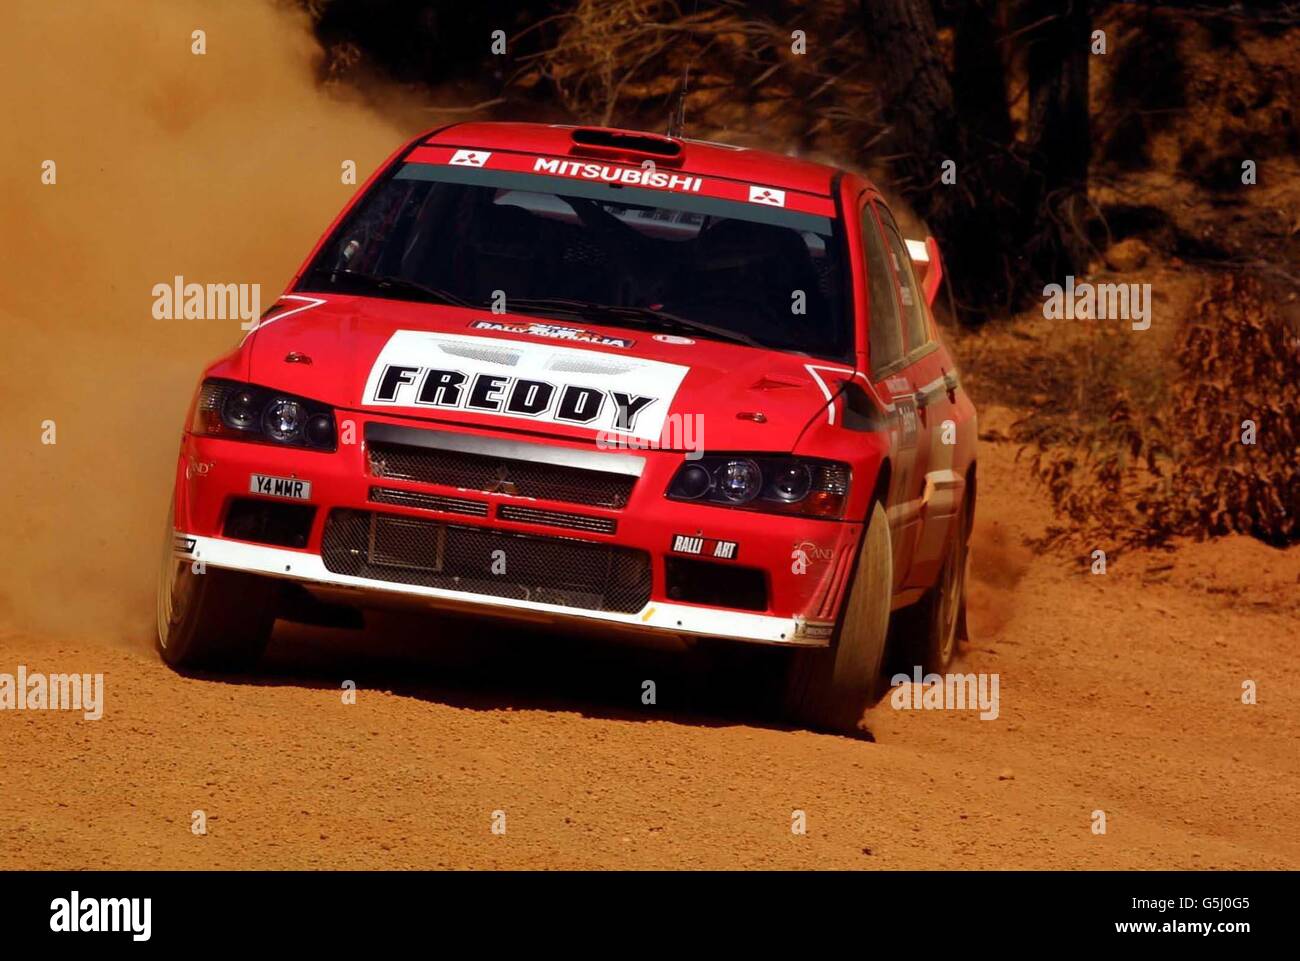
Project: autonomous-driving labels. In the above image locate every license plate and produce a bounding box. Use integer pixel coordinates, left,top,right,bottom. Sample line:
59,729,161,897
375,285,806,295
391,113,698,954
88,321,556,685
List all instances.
249,473,312,500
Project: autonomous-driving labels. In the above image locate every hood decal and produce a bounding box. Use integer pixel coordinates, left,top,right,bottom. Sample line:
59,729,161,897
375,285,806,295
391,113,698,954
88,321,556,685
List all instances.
804,364,894,426
240,294,327,345
362,330,689,442
469,319,634,349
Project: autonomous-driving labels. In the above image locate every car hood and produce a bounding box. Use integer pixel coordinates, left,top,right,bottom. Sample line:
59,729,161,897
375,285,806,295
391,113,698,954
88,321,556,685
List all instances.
245,293,848,451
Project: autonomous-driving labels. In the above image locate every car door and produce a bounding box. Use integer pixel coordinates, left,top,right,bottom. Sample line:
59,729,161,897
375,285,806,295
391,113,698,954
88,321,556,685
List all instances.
874,203,964,590
858,197,924,591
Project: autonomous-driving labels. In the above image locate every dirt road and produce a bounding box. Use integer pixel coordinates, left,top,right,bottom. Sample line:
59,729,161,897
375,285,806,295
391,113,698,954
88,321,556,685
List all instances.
3,427,1296,870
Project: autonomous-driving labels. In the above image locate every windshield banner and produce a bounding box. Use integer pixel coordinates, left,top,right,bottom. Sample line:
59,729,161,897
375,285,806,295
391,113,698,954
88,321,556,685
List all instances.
404,145,836,219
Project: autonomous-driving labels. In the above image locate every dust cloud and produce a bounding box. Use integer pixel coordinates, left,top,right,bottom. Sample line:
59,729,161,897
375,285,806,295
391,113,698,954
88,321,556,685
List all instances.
0,1,412,640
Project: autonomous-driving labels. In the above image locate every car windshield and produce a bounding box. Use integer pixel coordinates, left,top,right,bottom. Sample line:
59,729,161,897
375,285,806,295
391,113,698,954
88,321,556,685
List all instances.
298,161,852,360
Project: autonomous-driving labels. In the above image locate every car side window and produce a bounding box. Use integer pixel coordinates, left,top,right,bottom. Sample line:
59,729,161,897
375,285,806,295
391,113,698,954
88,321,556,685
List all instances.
876,205,930,353
860,203,904,377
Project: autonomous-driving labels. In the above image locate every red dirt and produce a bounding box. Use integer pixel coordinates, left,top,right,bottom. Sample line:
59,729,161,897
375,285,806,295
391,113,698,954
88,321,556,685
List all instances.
3,429,1297,869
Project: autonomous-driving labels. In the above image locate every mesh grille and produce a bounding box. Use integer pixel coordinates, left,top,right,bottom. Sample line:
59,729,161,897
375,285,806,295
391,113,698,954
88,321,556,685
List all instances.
320,509,650,613
497,504,617,535
546,356,637,376
369,486,488,517
368,441,636,509
436,342,521,366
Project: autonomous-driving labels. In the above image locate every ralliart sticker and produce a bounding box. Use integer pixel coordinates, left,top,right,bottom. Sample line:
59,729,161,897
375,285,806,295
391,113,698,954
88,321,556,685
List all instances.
671,534,739,560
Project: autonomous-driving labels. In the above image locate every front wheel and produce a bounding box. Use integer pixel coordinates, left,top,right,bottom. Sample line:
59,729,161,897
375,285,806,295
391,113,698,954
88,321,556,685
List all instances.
782,500,893,734
157,506,278,671
896,494,972,675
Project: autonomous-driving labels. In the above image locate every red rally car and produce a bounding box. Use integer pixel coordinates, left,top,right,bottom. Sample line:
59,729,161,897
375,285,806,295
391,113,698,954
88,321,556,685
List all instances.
158,122,978,732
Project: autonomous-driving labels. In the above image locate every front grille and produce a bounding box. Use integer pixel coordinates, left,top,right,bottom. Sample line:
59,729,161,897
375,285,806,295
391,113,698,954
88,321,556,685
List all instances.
367,441,636,509
369,486,488,517
497,505,617,535
320,509,650,613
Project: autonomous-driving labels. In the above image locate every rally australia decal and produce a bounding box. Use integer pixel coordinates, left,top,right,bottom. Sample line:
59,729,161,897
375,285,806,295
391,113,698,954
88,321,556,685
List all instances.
470,320,633,349
363,330,689,442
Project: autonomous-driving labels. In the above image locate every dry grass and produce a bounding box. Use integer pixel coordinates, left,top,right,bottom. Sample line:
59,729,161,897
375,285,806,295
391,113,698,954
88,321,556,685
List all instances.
512,0,883,157
1001,275,1300,548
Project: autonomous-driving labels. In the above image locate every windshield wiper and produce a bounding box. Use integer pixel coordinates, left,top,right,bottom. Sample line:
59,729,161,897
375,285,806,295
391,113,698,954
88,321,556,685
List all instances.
325,269,479,309
505,297,764,349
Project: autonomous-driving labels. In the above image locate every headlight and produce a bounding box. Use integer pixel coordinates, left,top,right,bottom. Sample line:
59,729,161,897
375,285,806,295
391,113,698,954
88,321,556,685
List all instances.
667,455,850,518
262,398,307,442
192,379,337,451
770,462,812,502
716,458,762,504
671,462,713,499
222,389,260,430
305,412,336,448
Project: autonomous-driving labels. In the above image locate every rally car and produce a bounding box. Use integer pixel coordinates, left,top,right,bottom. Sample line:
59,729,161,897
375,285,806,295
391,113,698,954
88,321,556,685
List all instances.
157,122,977,732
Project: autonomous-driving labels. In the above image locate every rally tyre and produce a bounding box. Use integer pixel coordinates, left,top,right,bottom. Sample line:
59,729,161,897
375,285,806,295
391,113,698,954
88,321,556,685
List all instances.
898,493,972,676
783,500,892,734
156,509,277,672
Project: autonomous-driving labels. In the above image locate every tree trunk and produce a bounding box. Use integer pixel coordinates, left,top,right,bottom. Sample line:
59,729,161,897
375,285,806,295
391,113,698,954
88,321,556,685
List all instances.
954,0,1012,147
859,0,1092,325
1021,0,1093,283
860,0,1008,324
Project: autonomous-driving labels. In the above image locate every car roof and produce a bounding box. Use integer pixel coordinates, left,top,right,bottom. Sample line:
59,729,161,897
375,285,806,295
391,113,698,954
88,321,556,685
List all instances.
423,121,842,197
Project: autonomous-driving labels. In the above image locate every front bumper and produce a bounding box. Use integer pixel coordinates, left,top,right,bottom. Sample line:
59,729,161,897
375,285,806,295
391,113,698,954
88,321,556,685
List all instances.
177,533,825,645
173,412,863,647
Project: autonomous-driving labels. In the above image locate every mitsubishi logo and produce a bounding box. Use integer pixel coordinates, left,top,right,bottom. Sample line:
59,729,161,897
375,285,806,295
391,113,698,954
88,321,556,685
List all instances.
449,149,491,167
747,185,786,207
484,464,520,496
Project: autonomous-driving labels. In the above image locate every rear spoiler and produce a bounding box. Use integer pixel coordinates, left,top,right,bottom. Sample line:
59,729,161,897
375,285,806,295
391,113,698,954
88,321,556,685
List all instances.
905,237,944,309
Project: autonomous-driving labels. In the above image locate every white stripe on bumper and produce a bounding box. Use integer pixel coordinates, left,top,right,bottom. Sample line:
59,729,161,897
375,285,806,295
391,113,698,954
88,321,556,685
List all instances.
176,534,829,647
